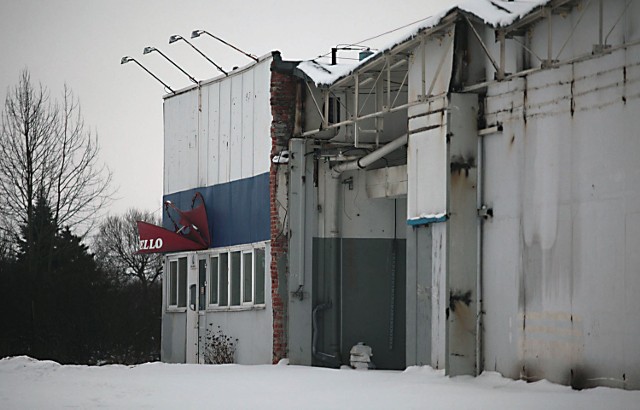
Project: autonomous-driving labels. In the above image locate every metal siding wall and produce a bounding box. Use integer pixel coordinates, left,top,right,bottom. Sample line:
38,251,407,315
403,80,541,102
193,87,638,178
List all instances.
198,86,209,188
230,75,243,181
287,139,314,365
253,61,272,175
241,70,255,179
161,313,187,363
163,91,199,194
162,173,270,248
405,225,432,367
218,79,232,184
445,93,479,376
407,99,448,220
207,82,221,186
339,169,407,240
406,32,453,221
482,43,640,388
481,78,526,379
163,59,274,244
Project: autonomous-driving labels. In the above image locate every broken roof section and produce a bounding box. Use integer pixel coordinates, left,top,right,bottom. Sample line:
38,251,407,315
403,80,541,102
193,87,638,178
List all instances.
297,0,552,87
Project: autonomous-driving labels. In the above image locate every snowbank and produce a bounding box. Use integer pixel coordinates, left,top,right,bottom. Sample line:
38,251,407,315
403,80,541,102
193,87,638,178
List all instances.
1,356,638,409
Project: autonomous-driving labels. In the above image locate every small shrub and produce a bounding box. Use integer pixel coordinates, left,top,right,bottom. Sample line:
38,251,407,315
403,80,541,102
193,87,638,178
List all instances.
201,325,237,364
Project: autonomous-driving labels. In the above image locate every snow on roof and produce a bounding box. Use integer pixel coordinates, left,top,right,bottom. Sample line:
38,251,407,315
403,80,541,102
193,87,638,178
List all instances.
298,0,551,87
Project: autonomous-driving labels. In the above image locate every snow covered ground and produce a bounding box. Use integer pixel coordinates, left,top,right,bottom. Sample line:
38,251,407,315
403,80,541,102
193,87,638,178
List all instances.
0,356,638,409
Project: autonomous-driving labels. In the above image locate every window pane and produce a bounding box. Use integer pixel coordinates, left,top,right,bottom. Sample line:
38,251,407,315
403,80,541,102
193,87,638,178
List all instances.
231,251,241,306
219,253,229,306
209,256,218,305
170,261,177,306
255,248,266,304
178,257,187,308
243,252,253,303
198,259,206,311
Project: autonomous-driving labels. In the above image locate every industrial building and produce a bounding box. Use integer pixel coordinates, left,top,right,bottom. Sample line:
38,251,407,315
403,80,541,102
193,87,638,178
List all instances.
154,0,640,389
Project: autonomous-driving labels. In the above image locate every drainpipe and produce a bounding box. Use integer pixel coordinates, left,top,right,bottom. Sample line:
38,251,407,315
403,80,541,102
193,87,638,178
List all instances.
476,127,484,375
331,133,408,177
327,170,341,363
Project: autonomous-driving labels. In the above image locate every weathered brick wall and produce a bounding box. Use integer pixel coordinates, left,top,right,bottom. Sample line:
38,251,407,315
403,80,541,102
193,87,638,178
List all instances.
269,68,297,363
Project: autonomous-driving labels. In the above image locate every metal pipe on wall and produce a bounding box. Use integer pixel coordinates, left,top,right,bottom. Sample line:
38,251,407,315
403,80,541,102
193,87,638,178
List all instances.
476,125,485,375
331,133,408,177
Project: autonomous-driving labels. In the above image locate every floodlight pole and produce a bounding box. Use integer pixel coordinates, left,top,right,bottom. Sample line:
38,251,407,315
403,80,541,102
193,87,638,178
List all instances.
120,56,175,93
169,35,228,76
191,30,259,63
143,46,198,84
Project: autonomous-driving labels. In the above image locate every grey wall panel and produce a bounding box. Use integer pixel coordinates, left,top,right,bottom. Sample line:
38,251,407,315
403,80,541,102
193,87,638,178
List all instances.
203,308,273,365
312,238,406,370
406,225,432,366
161,313,186,364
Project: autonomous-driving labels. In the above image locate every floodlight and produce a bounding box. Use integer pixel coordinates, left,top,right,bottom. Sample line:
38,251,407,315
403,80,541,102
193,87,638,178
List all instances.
120,55,175,93
142,45,198,84
190,29,258,62
168,34,227,76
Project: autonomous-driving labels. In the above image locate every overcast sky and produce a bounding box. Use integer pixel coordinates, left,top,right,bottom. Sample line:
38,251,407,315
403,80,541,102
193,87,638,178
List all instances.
0,0,457,220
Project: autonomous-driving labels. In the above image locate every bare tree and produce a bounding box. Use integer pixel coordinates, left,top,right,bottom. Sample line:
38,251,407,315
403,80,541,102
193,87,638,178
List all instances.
0,69,114,352
93,208,163,289
0,69,112,239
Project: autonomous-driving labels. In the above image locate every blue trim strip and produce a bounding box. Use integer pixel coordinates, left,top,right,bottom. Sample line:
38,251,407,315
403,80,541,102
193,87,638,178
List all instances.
406,214,448,226
163,172,270,248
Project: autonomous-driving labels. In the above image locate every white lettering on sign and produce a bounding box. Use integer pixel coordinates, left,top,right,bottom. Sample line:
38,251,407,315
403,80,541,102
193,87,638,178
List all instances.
139,238,164,251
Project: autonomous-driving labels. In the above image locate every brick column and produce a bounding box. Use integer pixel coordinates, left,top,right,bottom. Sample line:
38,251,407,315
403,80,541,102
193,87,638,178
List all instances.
269,69,297,363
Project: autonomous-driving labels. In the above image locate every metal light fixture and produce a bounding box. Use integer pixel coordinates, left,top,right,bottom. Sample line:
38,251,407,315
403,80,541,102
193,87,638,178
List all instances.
120,56,175,93
169,34,227,76
191,30,259,63
143,46,198,84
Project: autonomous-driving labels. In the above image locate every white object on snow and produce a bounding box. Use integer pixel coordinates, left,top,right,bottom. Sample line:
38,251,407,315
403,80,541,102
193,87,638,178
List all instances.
349,342,373,370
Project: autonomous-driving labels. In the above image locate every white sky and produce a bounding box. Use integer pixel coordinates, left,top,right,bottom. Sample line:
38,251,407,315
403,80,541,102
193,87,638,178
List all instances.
0,0,457,219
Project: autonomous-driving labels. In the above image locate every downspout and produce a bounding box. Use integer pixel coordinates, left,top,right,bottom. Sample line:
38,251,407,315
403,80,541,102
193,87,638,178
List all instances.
331,133,408,177
476,126,484,375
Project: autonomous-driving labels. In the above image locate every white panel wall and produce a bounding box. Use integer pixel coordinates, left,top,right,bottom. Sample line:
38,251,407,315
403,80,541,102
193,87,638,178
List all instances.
253,60,272,176
241,70,255,178
207,82,221,185
163,91,199,194
164,57,273,196
406,31,454,221
230,74,243,182
218,79,232,184
407,98,448,220
407,30,454,102
482,43,640,387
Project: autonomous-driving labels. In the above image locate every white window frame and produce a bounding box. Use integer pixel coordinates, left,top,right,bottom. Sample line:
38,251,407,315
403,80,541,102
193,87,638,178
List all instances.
208,255,220,307
241,249,254,306
166,255,188,311
205,242,268,311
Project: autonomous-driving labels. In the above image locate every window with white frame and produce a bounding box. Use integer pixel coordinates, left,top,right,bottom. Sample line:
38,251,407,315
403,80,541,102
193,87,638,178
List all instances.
207,245,266,309
168,257,188,309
